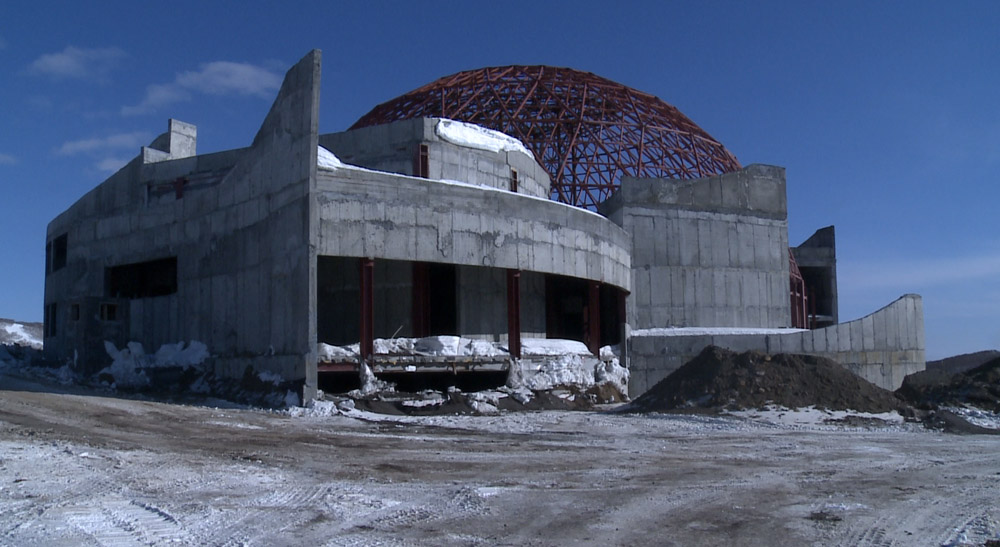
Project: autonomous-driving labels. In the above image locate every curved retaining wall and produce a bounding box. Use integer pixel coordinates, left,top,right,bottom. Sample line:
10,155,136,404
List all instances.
627,294,925,398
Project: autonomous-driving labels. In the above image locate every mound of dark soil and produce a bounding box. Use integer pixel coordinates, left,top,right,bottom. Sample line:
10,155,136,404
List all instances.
623,346,904,413
926,350,1000,375
897,356,1000,412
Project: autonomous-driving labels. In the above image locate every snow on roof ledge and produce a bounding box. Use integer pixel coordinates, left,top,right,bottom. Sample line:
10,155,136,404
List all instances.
317,145,344,170
435,119,532,157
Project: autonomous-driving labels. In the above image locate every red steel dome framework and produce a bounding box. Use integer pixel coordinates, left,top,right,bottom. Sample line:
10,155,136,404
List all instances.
352,65,742,210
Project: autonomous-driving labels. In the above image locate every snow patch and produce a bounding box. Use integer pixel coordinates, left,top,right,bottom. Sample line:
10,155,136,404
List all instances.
435,119,532,157
100,340,210,389
317,145,344,170
2,322,43,349
944,406,1000,430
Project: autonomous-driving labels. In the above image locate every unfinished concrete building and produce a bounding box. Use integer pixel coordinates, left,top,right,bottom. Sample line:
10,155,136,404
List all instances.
43,50,924,400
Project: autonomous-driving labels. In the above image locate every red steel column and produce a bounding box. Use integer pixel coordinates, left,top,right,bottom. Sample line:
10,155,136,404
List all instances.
506,269,521,359
587,281,601,356
359,258,374,362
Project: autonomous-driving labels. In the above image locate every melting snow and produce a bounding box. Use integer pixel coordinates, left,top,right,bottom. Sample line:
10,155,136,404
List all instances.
435,119,532,156
317,145,344,170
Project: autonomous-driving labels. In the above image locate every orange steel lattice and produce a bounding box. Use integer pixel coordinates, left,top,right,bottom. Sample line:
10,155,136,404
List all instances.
352,66,742,210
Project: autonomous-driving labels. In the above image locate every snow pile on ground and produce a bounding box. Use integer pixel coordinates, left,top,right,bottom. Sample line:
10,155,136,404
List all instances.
435,119,532,156
350,364,394,397
728,405,906,430
316,145,344,170
100,340,209,389
0,319,43,349
319,336,511,361
520,354,596,391
943,406,1000,430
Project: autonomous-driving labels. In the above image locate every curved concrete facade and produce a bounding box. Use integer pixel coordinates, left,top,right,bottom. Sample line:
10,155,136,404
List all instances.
315,168,630,290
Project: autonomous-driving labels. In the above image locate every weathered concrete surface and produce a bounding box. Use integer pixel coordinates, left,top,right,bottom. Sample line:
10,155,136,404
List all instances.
44,50,324,400
627,294,925,398
43,49,630,400
320,117,550,199
315,168,631,291
601,165,791,330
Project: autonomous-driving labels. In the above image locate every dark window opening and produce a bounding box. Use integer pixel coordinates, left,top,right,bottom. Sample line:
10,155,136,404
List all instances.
100,303,118,322
545,275,588,342
426,263,457,336
414,144,429,178
510,168,519,192
44,303,57,337
45,241,51,274
70,304,80,321
106,257,178,298
50,234,67,273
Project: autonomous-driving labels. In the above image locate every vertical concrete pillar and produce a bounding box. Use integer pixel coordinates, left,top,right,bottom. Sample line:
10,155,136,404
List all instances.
587,281,601,356
506,269,521,359
359,258,374,362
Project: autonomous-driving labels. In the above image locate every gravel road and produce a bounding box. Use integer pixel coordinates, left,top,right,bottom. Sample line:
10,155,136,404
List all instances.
1,374,999,546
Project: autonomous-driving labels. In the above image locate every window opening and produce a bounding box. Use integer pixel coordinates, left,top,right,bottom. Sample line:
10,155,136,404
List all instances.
106,257,178,298
100,303,118,322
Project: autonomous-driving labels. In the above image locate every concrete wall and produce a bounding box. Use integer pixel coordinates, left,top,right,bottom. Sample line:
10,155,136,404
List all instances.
314,168,631,292
627,294,925,398
792,225,838,326
44,50,323,399
600,164,790,330
319,118,550,199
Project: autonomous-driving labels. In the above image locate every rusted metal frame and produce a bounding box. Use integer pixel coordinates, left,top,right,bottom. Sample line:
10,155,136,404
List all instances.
587,281,601,356
359,258,375,362
506,269,522,359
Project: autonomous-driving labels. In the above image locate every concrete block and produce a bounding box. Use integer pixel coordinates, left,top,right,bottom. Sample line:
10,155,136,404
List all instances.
862,315,875,351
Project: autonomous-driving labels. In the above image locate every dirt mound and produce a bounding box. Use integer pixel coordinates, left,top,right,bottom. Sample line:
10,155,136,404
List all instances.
623,346,904,413
926,350,1000,375
897,355,1000,412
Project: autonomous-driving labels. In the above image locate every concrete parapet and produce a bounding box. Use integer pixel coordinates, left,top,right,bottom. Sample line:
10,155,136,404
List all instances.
626,295,925,398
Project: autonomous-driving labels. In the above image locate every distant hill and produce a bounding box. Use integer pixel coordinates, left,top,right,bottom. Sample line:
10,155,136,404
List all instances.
926,350,1000,376
0,318,43,349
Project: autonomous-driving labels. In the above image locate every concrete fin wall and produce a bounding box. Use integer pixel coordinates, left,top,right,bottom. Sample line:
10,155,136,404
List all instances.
627,294,925,398
206,49,322,395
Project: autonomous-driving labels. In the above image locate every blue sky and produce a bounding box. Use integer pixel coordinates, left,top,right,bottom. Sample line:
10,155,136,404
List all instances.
1,1,998,359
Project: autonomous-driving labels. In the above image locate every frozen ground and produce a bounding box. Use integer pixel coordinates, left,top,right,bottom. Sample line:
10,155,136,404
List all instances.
2,366,999,546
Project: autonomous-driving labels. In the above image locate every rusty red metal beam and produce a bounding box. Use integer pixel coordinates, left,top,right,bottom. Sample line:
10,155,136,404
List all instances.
506,269,521,359
359,258,375,362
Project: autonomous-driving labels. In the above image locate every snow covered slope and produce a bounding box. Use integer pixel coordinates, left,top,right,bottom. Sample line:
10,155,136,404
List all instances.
0,318,42,349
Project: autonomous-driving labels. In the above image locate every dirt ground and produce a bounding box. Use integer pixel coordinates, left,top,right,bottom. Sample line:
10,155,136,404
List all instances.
2,373,1000,546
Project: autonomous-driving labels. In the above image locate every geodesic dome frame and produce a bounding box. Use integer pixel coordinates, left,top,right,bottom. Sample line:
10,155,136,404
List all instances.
352,65,741,210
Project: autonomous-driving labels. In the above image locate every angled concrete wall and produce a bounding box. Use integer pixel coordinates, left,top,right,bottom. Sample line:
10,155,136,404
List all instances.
600,164,790,330
44,50,323,400
627,294,925,398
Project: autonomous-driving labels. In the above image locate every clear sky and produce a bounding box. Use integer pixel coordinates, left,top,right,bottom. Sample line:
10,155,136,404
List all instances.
1,1,997,359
